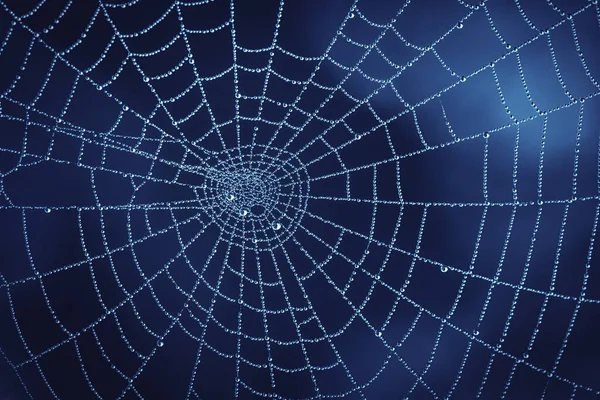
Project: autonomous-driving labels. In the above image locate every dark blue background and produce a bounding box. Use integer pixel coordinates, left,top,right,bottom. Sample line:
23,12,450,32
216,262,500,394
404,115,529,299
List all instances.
0,0,599,399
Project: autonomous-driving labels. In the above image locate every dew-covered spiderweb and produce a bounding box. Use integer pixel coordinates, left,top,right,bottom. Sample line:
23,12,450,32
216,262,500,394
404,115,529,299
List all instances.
0,0,599,399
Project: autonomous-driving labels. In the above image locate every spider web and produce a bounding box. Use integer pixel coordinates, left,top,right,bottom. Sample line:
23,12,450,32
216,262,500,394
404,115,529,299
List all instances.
0,0,599,398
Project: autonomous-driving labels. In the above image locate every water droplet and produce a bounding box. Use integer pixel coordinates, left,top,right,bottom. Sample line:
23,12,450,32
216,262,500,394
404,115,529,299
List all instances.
460,76,466,82
457,22,463,29
157,341,164,347
440,266,448,273
473,329,480,336
123,105,129,111
349,12,355,18
241,209,249,216
143,77,149,82
228,194,235,201
483,132,490,139
272,222,282,231
376,331,382,337
45,208,51,213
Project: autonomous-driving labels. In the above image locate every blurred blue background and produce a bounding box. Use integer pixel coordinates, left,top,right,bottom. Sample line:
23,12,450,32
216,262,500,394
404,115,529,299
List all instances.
0,0,599,399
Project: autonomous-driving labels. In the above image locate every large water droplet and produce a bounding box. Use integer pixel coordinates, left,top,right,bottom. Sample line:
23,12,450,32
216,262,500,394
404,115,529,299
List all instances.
272,222,282,231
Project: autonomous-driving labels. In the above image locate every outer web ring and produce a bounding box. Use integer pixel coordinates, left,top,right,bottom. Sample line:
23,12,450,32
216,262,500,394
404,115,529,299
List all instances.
201,144,310,251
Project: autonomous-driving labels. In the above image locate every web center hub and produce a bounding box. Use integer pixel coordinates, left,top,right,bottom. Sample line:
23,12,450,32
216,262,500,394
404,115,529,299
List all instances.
201,144,310,250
